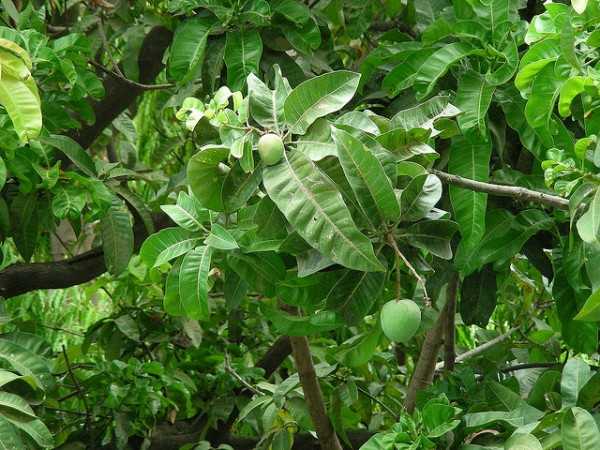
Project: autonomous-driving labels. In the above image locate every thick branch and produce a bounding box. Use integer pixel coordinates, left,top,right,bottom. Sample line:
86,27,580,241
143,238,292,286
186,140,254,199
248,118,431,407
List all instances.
69,26,172,149
433,170,569,210
404,298,449,413
290,336,342,450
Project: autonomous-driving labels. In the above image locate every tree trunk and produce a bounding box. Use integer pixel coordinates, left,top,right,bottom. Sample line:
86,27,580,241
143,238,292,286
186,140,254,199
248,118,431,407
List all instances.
290,336,343,450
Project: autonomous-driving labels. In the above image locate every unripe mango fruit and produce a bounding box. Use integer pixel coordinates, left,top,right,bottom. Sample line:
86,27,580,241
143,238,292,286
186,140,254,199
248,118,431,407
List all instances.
380,299,421,343
258,133,285,165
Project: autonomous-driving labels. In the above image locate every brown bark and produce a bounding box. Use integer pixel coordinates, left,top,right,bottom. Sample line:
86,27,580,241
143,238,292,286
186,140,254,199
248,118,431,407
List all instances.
290,336,343,450
443,275,459,373
404,296,452,413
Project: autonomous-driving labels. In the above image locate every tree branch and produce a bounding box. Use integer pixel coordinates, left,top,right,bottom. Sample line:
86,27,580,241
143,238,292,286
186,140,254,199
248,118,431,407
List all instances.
69,26,173,149
443,274,459,373
433,170,569,210
290,336,343,450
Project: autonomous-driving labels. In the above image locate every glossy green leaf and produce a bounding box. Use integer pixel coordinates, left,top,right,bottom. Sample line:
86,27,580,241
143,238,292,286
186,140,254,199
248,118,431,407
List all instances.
449,133,492,266
205,223,238,250
325,268,386,325
263,150,383,272
391,95,461,137
284,71,360,135
460,265,497,327
42,134,97,177
179,246,212,320
572,0,588,14
247,65,291,133
332,127,400,223
562,407,600,450
504,433,542,450
101,198,134,276
574,288,600,321
561,358,592,407
160,191,208,232
559,76,594,117
263,305,343,336
403,220,458,260
187,145,230,211
167,16,214,83
224,29,263,91
400,174,442,221
524,62,565,130
0,73,41,144
140,228,199,267
577,188,600,244
515,38,560,94
455,72,495,133
414,42,478,99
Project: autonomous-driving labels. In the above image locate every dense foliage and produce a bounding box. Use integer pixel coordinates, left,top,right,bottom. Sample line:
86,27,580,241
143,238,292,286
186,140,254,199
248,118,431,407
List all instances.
4,0,600,449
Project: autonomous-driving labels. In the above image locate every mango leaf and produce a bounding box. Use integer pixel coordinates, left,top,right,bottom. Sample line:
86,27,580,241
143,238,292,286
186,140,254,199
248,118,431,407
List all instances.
224,29,262,91
504,433,542,450
263,150,383,272
101,198,134,275
455,72,495,133
0,417,24,448
572,0,588,14
205,223,238,250
559,76,594,117
524,62,565,130
577,188,600,244
160,191,208,232
247,65,291,133
561,358,592,407
283,16,321,54
179,246,212,320
325,268,386,325
140,228,199,267
227,251,285,297
486,34,518,86
403,220,458,260
382,48,436,96
391,96,461,137
460,264,497,327
284,71,360,135
0,338,52,391
400,174,442,221
187,145,230,211
0,73,41,144
41,134,97,177
332,127,400,223
449,133,492,267
167,16,215,83
574,288,600,321
296,118,337,160
164,261,184,316
414,42,478,99
562,407,600,450
515,38,560,94
262,306,343,336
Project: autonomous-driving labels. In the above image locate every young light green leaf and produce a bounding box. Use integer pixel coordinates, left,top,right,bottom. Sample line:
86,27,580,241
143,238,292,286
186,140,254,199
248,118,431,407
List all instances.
140,227,199,267
179,246,212,320
224,30,263,91
332,127,400,223
205,223,238,250
101,198,134,276
559,76,594,117
572,0,588,14
187,145,230,211
574,288,600,321
247,66,291,133
284,71,360,135
524,62,565,130
160,191,208,232
263,150,383,272
0,74,41,144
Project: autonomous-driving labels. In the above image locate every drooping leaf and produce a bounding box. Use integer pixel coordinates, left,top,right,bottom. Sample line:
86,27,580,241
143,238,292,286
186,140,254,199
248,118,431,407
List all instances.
577,188,600,244
247,65,291,133
263,150,383,272
167,16,215,83
284,71,360,135
561,358,592,408
332,127,400,223
448,132,492,267
187,145,230,211
179,246,212,320
41,134,97,177
460,264,497,327
0,73,41,144
455,71,495,133
101,198,134,276
400,174,442,221
224,29,263,91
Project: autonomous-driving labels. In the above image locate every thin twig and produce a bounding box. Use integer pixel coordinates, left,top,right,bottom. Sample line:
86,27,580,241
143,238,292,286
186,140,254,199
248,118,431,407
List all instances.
224,352,264,396
38,323,84,337
499,362,562,373
435,327,519,371
62,345,92,439
433,170,569,210
98,14,124,77
356,385,400,420
387,234,429,304
90,60,174,91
